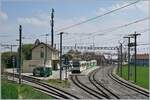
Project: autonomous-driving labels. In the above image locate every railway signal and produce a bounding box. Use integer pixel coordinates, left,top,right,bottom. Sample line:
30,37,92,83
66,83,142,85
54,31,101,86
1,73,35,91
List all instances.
11,55,17,81
0,44,18,79
11,56,16,65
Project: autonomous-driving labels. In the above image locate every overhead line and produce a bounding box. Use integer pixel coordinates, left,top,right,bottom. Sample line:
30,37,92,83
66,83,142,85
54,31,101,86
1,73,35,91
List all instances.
61,17,149,42
63,17,149,43
137,43,150,46
55,0,140,32
137,28,150,33
92,17,150,36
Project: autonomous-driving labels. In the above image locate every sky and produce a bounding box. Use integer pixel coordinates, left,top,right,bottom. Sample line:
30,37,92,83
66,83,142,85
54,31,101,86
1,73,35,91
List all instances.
0,0,150,53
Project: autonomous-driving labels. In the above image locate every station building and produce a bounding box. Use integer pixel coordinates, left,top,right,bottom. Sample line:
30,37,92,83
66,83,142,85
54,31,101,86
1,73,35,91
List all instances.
130,54,149,66
22,39,59,73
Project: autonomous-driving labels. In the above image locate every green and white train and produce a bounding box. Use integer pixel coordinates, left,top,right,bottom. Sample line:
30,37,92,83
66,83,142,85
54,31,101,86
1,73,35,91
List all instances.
71,60,97,73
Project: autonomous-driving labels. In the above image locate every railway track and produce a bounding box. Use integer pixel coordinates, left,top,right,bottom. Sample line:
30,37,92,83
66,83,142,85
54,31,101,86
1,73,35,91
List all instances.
4,72,80,99
70,75,107,99
4,66,149,99
108,67,149,97
88,68,120,99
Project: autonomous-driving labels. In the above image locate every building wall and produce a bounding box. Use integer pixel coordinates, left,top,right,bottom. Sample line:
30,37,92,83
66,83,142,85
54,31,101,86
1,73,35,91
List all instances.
130,59,149,66
32,44,59,60
23,44,59,73
52,51,59,60
32,44,53,60
23,60,52,73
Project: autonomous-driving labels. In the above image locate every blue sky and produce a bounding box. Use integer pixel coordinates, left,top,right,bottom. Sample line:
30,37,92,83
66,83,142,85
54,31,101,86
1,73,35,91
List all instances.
0,0,149,53
1,0,121,20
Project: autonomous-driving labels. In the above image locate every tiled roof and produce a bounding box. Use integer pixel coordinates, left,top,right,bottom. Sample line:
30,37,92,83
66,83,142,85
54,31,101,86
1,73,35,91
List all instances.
132,54,149,60
32,42,59,52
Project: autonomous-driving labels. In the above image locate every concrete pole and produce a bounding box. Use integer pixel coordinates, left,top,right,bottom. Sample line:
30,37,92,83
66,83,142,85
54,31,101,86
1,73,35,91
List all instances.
59,32,64,80
51,8,54,48
19,25,22,84
128,38,131,80
120,43,123,77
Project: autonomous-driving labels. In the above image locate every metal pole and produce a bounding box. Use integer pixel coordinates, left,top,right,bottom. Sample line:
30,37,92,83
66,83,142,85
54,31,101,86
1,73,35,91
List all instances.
93,36,95,53
117,48,120,74
128,38,131,80
75,43,77,50
51,8,54,48
120,43,123,77
19,25,22,84
65,65,67,80
129,32,140,83
10,45,15,82
10,45,12,53
44,34,48,67
134,32,137,83
59,32,63,80
124,36,131,80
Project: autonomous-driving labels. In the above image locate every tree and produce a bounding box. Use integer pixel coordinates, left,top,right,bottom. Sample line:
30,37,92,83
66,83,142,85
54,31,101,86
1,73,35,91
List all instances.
67,49,81,60
20,44,34,60
1,52,18,69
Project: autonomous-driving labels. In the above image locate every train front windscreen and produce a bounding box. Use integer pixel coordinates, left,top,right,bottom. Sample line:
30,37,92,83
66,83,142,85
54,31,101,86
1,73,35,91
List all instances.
72,61,80,67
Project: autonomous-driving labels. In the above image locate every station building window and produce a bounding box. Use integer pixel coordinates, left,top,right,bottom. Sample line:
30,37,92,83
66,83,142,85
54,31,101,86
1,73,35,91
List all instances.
41,47,44,58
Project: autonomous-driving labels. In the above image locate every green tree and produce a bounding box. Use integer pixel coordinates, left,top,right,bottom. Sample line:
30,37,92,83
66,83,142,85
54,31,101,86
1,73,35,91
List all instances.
21,44,33,60
1,52,18,69
67,49,81,60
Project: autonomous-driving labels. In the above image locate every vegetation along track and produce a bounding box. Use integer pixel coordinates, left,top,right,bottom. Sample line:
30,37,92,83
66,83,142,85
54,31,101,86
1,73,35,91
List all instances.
4,72,79,99
70,75,108,99
88,67,120,99
107,67,149,97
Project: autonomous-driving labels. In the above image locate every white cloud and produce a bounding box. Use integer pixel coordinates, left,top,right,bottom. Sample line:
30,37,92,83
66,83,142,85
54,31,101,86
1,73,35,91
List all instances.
0,11,8,22
95,1,149,16
9,2,150,51
17,17,48,27
96,8,107,15
136,1,149,15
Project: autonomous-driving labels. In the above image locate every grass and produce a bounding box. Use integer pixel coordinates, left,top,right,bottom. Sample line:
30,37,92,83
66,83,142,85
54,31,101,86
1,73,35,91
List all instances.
2,80,18,99
45,79,70,88
1,79,53,99
117,65,149,89
18,84,53,99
